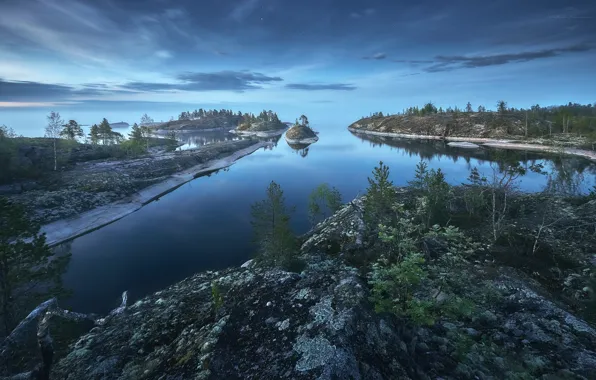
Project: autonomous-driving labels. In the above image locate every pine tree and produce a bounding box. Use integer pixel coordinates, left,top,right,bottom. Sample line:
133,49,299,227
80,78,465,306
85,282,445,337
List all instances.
466,102,473,113
250,181,297,268
89,124,100,145
128,123,143,141
60,120,84,140
364,161,396,227
98,118,112,145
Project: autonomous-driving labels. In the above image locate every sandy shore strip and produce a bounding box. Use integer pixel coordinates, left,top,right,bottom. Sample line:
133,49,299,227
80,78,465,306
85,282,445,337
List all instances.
41,141,271,247
348,127,596,161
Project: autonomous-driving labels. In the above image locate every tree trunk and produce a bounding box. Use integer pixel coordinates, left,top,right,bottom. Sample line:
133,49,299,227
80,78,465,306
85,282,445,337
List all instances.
53,138,57,171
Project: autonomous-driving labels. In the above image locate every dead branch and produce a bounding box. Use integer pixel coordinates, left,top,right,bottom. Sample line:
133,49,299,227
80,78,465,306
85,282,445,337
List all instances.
0,291,128,380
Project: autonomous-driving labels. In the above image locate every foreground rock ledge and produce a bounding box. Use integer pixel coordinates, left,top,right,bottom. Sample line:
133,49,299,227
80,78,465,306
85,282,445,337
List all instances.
8,198,591,379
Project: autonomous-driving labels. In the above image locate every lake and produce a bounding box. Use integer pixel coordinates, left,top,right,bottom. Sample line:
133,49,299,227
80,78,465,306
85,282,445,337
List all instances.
59,124,596,313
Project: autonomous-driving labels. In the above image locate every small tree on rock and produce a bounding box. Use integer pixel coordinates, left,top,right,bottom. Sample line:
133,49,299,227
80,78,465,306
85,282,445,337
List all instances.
364,161,396,228
45,111,63,171
250,181,297,268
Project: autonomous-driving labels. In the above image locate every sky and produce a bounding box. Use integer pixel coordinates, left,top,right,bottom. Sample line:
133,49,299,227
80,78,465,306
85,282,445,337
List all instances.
0,0,595,134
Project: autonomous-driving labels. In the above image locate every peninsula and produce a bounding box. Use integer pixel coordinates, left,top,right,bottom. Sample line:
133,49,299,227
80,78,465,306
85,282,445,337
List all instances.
349,103,596,161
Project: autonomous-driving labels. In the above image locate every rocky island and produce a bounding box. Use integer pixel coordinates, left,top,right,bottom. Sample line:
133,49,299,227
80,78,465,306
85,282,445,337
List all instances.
285,115,319,144
153,109,244,132
231,110,287,137
2,158,596,379
349,103,596,161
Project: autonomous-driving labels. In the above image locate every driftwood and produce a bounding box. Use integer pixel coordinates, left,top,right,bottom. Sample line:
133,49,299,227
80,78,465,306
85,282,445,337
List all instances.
0,291,128,380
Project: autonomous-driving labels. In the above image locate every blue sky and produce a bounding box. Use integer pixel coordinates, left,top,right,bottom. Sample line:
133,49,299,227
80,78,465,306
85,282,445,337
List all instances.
0,0,595,132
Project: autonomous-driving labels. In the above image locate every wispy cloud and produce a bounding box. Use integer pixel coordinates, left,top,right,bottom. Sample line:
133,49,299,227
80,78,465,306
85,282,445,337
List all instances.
230,0,262,21
0,79,130,101
363,52,387,60
122,71,283,92
423,44,593,72
351,8,376,18
285,83,356,91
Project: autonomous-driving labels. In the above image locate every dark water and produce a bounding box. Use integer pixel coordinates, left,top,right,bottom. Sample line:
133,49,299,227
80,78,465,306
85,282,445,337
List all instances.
60,125,596,313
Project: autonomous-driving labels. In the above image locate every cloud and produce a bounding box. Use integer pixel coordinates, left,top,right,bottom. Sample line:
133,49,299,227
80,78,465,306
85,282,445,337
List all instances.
285,83,356,91
176,71,283,91
164,8,185,19
155,50,173,59
121,71,283,92
230,0,262,21
363,52,387,60
0,79,125,101
422,44,593,72
350,8,376,19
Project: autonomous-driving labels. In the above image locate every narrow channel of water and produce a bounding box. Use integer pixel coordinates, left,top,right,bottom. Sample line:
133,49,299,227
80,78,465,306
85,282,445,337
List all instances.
60,123,596,313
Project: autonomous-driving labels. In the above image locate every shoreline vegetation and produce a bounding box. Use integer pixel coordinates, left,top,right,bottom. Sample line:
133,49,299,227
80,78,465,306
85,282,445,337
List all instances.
349,101,596,161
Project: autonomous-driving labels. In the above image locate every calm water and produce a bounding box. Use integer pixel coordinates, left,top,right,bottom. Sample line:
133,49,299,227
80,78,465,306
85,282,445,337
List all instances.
60,124,596,313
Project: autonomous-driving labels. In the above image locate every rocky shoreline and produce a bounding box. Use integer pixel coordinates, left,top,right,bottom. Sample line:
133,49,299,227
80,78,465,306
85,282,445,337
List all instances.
349,127,596,161
8,139,270,246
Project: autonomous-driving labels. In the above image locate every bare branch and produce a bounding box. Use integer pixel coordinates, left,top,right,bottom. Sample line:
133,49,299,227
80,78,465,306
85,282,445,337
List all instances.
1,291,128,380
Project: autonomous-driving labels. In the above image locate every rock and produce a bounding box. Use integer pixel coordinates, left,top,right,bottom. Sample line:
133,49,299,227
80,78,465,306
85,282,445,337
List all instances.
447,142,481,149
49,259,413,379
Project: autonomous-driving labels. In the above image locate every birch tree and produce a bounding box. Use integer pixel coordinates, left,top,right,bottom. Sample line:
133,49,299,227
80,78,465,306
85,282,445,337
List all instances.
45,112,63,171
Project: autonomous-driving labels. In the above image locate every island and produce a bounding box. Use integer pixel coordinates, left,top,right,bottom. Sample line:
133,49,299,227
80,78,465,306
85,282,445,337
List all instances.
348,103,596,161
154,109,244,132
285,115,319,144
108,121,130,129
231,110,287,137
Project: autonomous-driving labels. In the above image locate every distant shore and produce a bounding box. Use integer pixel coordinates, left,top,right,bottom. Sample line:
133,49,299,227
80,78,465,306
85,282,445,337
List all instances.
348,127,596,162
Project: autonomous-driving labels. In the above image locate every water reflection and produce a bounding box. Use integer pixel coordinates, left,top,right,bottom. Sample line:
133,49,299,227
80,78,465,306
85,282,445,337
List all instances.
175,130,246,150
352,132,596,194
287,142,311,158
